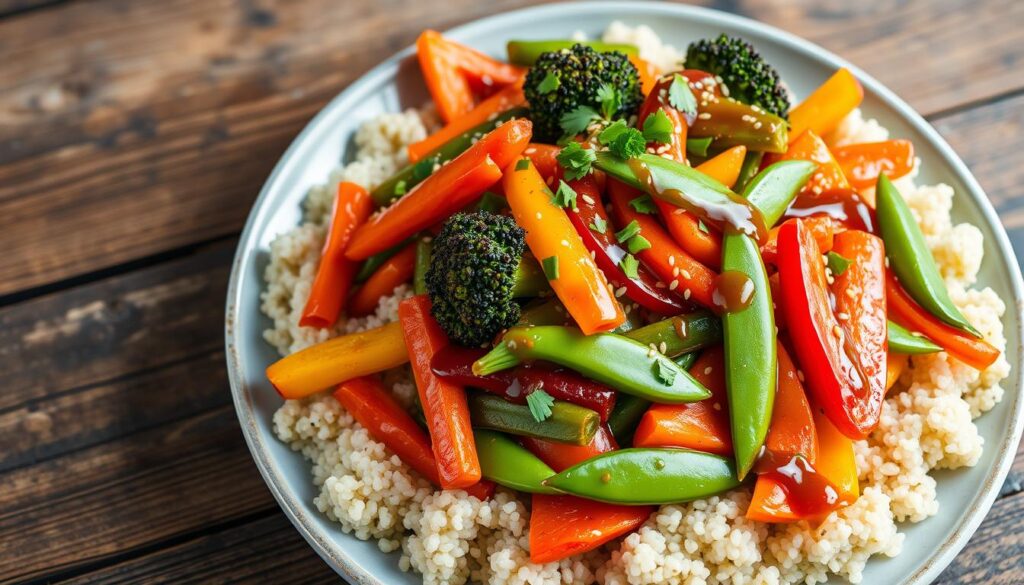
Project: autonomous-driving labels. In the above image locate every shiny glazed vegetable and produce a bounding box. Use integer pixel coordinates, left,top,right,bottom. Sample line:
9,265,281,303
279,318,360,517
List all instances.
625,312,722,358
468,393,600,446
474,429,558,494
887,320,941,354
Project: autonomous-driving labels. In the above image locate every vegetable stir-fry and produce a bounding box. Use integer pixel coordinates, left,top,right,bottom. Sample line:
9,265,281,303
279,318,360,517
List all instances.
265,30,1002,564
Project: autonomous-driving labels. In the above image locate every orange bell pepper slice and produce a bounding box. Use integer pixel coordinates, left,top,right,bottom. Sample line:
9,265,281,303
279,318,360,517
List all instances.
886,271,1000,370
886,352,908,393
349,242,417,316
789,68,863,142
521,425,618,473
504,159,625,334
833,139,915,190
812,409,859,503
346,119,532,260
633,346,732,456
608,179,717,309
398,295,480,489
408,76,526,163
300,182,373,328
266,321,409,399
416,30,524,123
771,130,850,196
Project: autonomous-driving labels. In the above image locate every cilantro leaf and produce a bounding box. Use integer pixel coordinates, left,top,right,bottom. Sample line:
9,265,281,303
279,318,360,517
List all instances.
589,215,608,233
686,137,713,157
609,127,647,159
668,74,697,117
620,253,640,279
552,180,578,209
827,251,852,276
537,72,561,94
526,389,555,422
615,219,641,243
515,158,531,171
542,256,560,280
597,83,620,120
598,119,630,145
556,141,596,181
629,195,658,214
627,234,652,254
393,180,407,196
642,109,674,144
560,105,600,136
654,358,678,385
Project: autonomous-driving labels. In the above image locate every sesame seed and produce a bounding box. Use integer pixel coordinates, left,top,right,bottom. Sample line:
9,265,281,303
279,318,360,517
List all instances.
582,194,595,205
507,340,517,350
659,342,668,354
698,112,711,120
837,312,850,321
704,366,713,375
668,256,676,266
754,121,763,130
833,325,843,337
656,281,667,289
673,267,680,277
684,289,692,299
674,208,686,215
561,239,570,247
615,286,627,298
681,269,691,280
536,212,542,219
524,147,536,155
797,370,805,382
669,280,679,291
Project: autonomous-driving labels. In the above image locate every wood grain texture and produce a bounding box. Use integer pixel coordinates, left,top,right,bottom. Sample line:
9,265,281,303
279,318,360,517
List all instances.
1,0,1023,296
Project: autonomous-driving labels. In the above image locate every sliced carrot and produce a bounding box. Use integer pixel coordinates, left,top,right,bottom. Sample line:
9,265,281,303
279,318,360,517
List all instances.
769,130,850,197
886,271,1000,370
833,139,915,190
608,179,717,309
399,295,480,489
530,494,652,564
504,159,625,334
266,321,409,399
812,409,859,503
629,55,661,96
764,343,819,461
408,77,526,163
789,68,863,141
349,242,417,316
346,119,532,260
633,346,732,456
521,425,618,473
300,182,373,328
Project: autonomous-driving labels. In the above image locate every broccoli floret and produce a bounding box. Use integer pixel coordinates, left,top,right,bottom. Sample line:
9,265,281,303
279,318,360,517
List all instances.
685,34,790,118
426,211,546,346
524,44,643,142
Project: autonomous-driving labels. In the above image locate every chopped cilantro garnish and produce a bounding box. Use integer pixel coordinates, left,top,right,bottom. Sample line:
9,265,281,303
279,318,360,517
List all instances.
627,234,652,254
668,73,698,117
537,72,561,94
598,119,630,145
620,253,640,279
628,195,658,214
642,109,674,144
552,180,578,209
615,219,641,243
526,389,555,422
393,180,407,196
609,127,646,159
556,141,596,181
827,251,852,276
597,83,620,120
686,137,714,157
542,256,560,280
589,215,608,233
559,105,600,136
654,358,678,385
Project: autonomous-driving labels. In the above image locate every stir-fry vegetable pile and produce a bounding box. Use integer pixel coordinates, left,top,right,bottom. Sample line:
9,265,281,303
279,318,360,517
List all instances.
265,31,1002,563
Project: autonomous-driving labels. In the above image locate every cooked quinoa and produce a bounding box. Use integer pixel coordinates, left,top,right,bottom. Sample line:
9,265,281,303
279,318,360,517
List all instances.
261,24,1011,585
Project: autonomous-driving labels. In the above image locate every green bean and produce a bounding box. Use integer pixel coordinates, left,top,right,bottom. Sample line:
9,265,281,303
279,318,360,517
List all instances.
474,429,558,494
625,312,721,358
888,320,942,354
469,394,599,446
413,238,432,295
355,240,410,282
506,40,637,66
605,354,696,446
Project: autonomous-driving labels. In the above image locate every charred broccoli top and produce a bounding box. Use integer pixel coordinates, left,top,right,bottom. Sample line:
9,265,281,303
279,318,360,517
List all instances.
524,44,643,142
685,34,790,119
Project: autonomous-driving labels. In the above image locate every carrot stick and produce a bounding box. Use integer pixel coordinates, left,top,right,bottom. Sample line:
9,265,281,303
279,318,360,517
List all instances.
530,494,652,564
399,295,480,489
886,272,1000,370
788,68,864,142
770,130,850,195
633,346,732,455
349,243,417,316
346,119,532,260
763,343,818,461
608,179,717,309
300,182,374,328
504,159,625,334
408,78,525,163
266,321,409,399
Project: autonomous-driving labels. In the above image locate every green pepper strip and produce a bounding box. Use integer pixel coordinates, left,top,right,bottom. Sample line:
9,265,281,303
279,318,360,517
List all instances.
689,98,789,153
506,40,638,66
474,326,711,404
686,137,714,158
413,238,432,295
469,393,599,446
608,353,698,445
625,311,722,358
354,239,411,282
875,174,980,336
474,429,559,494
887,320,942,355
733,151,764,194
722,161,815,480
370,108,527,206
543,447,741,505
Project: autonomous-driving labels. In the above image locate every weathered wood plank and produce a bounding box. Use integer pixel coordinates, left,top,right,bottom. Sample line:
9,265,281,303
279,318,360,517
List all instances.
935,490,1024,584
0,0,64,18
1,0,1022,296
61,513,336,585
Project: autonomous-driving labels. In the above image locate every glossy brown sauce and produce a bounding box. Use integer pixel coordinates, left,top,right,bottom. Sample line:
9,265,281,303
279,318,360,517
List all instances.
712,270,755,313
754,450,850,518
783,189,876,233
629,159,767,242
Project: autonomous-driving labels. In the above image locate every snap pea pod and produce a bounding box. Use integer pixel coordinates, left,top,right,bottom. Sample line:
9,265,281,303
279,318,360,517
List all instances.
474,429,559,494
506,40,637,66
474,326,711,404
875,174,980,336
722,161,814,479
517,299,572,327
469,393,599,446
686,137,714,158
542,447,741,505
354,239,411,282
888,320,942,355
608,353,698,445
370,108,527,206
512,257,551,298
733,150,765,193
413,239,432,295
625,311,722,358
690,99,789,153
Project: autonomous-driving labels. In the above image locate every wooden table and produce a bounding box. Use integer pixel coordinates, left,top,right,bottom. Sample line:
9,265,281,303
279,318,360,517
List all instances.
1,0,1021,582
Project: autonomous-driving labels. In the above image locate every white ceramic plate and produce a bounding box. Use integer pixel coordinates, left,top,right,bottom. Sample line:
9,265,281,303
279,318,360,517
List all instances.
225,3,1024,583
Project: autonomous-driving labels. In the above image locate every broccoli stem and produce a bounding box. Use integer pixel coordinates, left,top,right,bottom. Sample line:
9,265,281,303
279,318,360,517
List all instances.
512,258,550,298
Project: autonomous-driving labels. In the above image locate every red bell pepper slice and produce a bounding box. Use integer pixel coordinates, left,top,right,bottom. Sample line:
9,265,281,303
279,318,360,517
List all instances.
346,119,531,260
521,425,619,472
398,295,480,489
777,219,875,439
638,73,689,162
566,175,689,314
833,139,915,190
430,346,618,422
761,215,835,266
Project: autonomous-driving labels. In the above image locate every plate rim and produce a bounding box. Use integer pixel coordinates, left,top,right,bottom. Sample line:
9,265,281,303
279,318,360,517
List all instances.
224,2,1024,584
